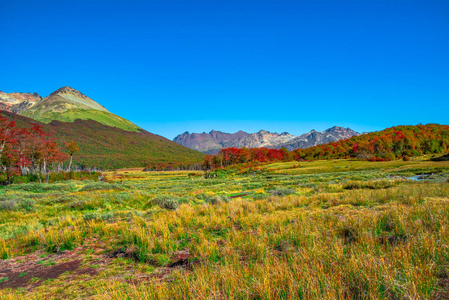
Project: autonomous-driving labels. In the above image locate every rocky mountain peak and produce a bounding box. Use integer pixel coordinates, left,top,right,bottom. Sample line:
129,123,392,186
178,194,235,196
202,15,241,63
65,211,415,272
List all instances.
257,130,270,135
324,126,359,136
325,126,344,132
43,86,109,112
32,92,43,100
50,86,88,98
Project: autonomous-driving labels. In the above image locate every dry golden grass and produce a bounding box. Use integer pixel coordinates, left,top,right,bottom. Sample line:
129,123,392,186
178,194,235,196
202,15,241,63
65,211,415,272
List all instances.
0,158,448,299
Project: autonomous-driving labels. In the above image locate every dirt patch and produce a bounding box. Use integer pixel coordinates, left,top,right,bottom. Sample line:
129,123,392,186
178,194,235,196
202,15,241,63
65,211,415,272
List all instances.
131,250,200,284
0,245,102,290
436,268,449,299
109,246,140,261
148,267,174,282
0,259,84,289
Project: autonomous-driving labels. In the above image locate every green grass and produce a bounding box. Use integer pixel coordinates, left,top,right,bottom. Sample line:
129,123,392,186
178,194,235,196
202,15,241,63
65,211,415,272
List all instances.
0,158,448,298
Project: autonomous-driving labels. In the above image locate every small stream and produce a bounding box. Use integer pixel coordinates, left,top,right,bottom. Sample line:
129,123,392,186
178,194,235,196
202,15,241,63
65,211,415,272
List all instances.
407,173,449,182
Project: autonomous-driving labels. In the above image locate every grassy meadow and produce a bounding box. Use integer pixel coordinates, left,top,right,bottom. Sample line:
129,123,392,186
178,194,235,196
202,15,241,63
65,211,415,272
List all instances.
0,157,448,299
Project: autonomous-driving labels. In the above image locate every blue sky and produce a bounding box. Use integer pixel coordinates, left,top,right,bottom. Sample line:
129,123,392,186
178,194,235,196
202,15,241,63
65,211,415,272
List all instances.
1,0,448,139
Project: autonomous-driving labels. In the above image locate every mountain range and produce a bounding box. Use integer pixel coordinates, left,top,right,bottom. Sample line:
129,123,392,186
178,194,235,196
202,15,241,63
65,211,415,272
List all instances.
174,127,360,154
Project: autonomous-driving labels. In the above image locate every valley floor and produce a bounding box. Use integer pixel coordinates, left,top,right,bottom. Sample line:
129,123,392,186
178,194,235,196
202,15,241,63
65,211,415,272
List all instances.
0,157,449,299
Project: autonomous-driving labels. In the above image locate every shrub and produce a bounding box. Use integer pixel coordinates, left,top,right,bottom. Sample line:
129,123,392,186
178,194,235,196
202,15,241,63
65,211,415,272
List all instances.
338,225,358,244
4,182,75,193
5,183,45,193
403,155,410,161
197,194,228,205
376,214,407,245
204,169,232,179
114,192,131,202
252,193,268,200
0,198,35,212
151,195,180,210
16,199,35,212
83,212,115,222
53,194,77,204
0,199,18,211
69,200,99,210
267,187,296,197
342,180,396,190
79,181,123,192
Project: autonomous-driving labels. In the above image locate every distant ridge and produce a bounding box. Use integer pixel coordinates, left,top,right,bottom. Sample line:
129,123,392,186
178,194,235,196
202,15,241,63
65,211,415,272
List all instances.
174,127,360,154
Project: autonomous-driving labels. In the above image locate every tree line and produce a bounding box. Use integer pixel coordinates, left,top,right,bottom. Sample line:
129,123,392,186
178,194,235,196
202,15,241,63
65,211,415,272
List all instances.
203,147,290,169
0,114,79,184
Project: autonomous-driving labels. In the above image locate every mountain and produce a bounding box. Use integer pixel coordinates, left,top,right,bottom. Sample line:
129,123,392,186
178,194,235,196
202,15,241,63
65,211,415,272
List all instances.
226,130,296,149
279,126,360,151
2,111,204,169
173,130,250,154
0,87,140,132
174,127,360,153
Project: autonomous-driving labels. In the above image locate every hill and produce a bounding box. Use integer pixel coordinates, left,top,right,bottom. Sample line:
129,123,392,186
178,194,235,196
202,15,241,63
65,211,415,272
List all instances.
292,124,449,161
174,127,359,154
2,111,204,169
0,87,140,132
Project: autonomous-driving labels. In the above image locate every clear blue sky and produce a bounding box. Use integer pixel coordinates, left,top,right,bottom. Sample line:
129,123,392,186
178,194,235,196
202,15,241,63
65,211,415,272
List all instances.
1,0,448,139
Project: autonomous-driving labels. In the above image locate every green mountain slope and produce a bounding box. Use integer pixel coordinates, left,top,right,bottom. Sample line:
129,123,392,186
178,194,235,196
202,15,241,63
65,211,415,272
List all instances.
23,108,140,132
3,112,204,169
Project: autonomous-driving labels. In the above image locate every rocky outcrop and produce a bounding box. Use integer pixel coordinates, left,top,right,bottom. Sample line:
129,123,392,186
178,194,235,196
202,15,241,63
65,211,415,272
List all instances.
0,91,41,114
